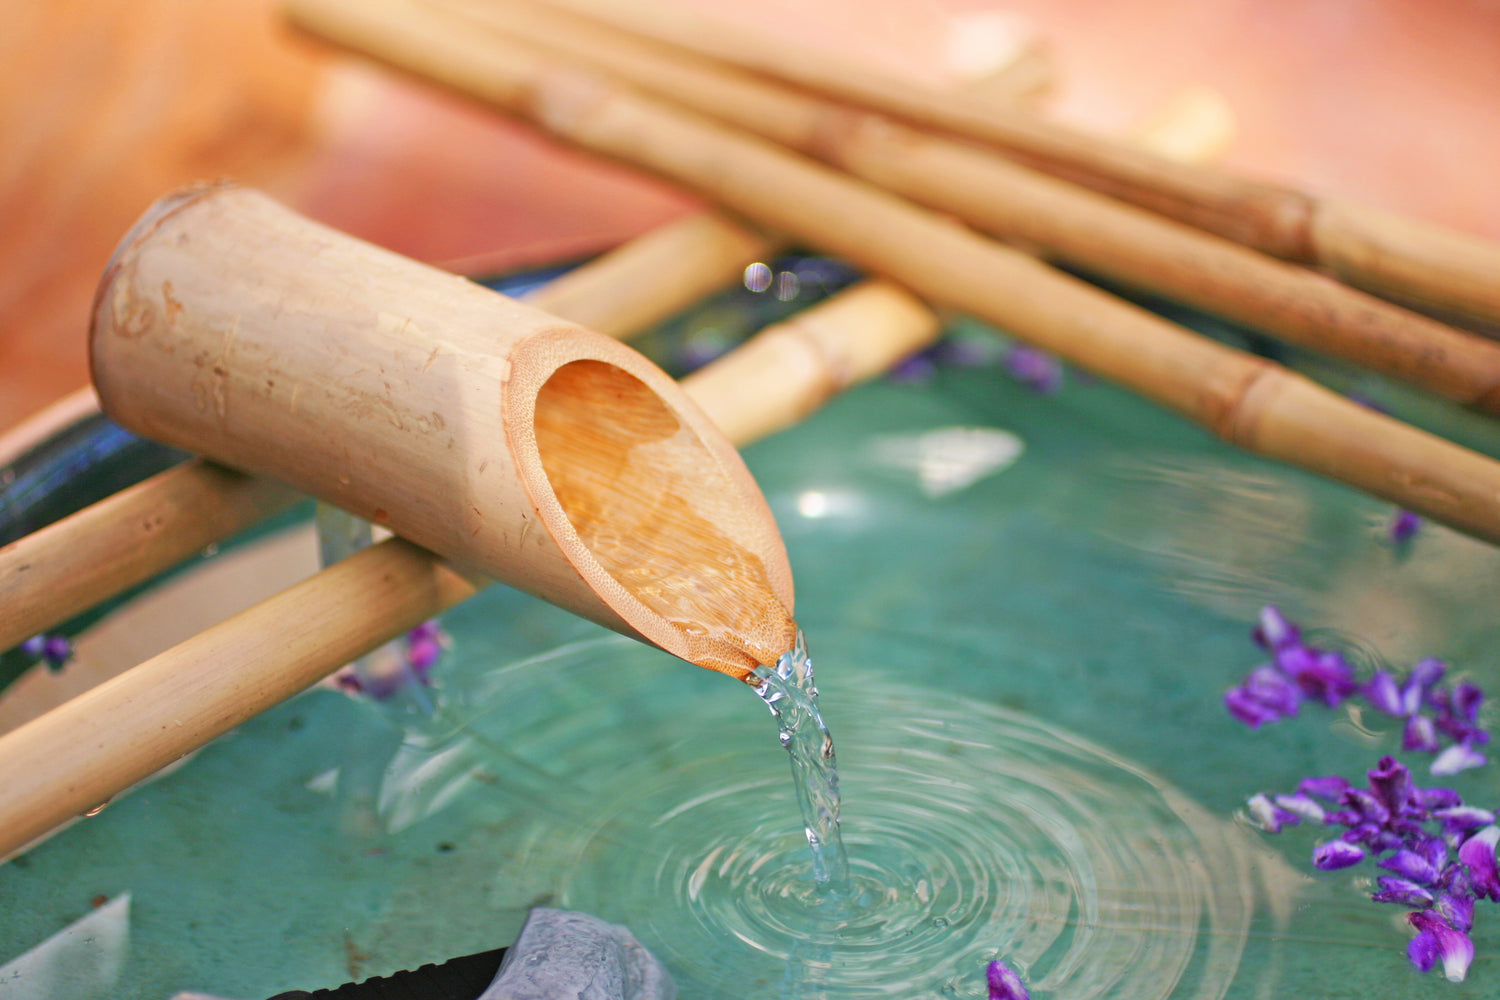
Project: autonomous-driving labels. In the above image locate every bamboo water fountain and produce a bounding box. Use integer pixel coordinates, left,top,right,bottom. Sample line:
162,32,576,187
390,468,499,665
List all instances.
4,3,1500,995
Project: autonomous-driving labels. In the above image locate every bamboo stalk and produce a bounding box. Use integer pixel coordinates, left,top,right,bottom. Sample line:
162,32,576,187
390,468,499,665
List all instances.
684,280,940,445
420,0,1500,414
0,536,485,861
0,461,300,654
525,209,781,336
520,0,1500,330
0,209,778,659
91,184,797,677
288,0,1500,544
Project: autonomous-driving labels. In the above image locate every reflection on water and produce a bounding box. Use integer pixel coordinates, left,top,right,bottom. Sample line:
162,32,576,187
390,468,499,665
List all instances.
1097,455,1500,669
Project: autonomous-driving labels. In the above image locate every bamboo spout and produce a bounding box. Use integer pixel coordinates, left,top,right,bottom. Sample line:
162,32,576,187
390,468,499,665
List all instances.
88,183,795,679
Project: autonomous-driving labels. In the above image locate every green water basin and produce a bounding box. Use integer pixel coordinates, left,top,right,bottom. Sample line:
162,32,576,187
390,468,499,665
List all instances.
3,273,1499,999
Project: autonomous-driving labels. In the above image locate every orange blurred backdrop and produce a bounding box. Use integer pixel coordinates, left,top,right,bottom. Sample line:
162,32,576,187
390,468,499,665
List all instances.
3,0,1498,432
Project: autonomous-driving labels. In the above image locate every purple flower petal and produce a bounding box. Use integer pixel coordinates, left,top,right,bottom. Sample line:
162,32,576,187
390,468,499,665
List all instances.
1252,606,1301,652
1389,509,1422,544
1417,785,1463,810
1434,806,1495,837
1339,787,1392,826
1243,665,1302,714
1002,345,1063,395
1431,742,1487,776
1402,715,1440,753
888,352,937,384
1363,671,1405,716
1248,792,1299,833
1451,682,1484,724
1367,756,1414,815
986,960,1029,1000
1371,876,1434,907
1299,775,1351,801
1224,688,1282,728
1435,892,1476,933
1288,650,1358,706
1408,910,1475,982
1457,826,1500,901
1378,849,1439,885
1412,836,1451,872
1405,657,1447,699
1435,861,1473,896
1312,840,1365,870
1273,792,1325,824
406,636,443,674
1342,824,1404,852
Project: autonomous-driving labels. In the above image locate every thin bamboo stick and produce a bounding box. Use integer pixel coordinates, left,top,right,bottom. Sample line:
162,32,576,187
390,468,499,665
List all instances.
421,0,1500,414
288,0,1500,544
0,537,485,862
520,0,1500,329
0,460,300,654
525,209,780,336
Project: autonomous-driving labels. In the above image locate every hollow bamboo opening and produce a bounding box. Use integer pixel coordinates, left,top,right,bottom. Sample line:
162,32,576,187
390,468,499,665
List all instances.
533,359,792,673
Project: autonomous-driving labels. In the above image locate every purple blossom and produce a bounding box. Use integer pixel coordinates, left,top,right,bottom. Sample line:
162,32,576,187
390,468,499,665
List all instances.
1408,910,1475,982
1436,891,1477,933
887,352,937,384
1252,605,1300,653
1225,609,1489,774
1225,665,1301,726
1367,756,1416,816
1224,687,1285,728
1248,792,1300,833
986,960,1028,1000
1390,509,1422,544
1378,849,1440,885
1364,671,1405,716
1372,877,1434,907
1403,715,1441,753
1435,806,1496,837
1002,345,1063,394
22,633,72,672
1273,792,1325,824
1432,742,1487,776
1299,775,1351,801
1418,786,1464,810
1312,840,1364,870
1458,827,1500,902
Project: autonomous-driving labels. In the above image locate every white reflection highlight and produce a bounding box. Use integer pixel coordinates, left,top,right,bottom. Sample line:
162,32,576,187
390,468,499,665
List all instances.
794,490,864,520
0,893,130,1000
869,426,1024,498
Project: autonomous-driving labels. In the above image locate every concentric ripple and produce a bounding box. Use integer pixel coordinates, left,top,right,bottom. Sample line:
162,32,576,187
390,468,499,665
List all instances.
496,673,1275,999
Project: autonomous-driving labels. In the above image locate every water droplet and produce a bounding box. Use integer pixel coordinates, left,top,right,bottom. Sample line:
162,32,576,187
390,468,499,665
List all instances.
742,261,773,293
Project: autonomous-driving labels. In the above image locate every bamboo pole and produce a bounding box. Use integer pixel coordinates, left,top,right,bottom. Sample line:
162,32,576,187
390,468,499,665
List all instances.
419,0,1500,414
0,461,300,654
287,0,1500,544
525,209,780,335
91,184,796,678
0,210,781,655
0,536,484,862
519,0,1500,330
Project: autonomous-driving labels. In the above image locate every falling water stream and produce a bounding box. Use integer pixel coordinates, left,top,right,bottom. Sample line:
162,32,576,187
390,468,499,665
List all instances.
753,630,851,895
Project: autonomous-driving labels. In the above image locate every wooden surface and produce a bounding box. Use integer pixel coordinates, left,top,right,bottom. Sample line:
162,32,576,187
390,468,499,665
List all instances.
3,0,1499,432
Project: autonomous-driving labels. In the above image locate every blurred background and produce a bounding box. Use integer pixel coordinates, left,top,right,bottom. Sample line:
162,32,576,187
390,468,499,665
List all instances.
4,0,1499,434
